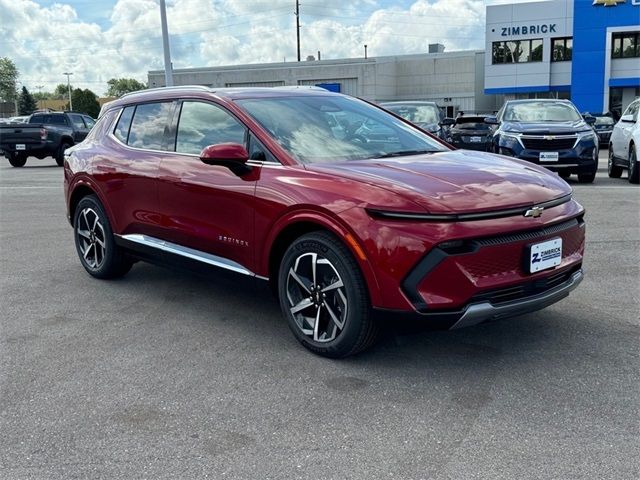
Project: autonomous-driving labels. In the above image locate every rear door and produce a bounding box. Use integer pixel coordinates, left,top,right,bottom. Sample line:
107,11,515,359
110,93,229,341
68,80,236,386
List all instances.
93,101,175,238
68,113,91,142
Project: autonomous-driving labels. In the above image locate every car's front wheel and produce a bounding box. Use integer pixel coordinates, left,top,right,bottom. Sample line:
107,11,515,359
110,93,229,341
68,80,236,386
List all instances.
278,231,379,358
608,147,623,178
628,145,639,184
74,195,132,279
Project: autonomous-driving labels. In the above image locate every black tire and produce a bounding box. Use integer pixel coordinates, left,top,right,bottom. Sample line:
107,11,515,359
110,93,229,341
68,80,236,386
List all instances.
608,147,623,178
628,145,639,184
73,195,132,279
577,172,596,184
558,170,571,179
56,141,71,167
8,153,27,167
278,231,379,358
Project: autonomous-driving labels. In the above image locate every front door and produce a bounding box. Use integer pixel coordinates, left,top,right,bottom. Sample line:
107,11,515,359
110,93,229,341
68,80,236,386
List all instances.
157,100,258,272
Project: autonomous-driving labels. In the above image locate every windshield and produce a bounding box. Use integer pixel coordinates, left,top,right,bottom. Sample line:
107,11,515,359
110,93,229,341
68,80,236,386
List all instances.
595,116,614,126
238,95,447,164
502,101,582,122
383,104,441,125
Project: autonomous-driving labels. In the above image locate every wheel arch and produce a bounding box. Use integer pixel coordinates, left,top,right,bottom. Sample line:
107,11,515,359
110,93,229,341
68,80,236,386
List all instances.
263,212,382,306
68,179,115,229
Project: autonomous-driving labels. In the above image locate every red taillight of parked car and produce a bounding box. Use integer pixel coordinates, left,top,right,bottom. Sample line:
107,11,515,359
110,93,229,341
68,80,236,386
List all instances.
40,128,48,140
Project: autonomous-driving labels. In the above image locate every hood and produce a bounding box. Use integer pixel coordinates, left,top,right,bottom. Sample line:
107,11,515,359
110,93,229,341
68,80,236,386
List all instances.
307,150,570,214
501,120,591,135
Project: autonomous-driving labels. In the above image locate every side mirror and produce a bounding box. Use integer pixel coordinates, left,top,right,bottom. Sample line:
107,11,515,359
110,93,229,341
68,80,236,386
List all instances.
484,115,499,125
439,117,455,127
199,143,252,176
620,114,634,123
583,115,596,125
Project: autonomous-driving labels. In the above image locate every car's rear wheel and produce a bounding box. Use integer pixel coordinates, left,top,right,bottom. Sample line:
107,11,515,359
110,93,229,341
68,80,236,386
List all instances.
628,145,639,184
74,195,132,279
608,147,623,178
56,141,71,167
8,153,27,167
278,231,378,358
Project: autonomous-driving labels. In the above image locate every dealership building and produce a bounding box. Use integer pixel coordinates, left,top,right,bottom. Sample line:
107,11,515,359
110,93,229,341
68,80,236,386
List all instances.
148,0,640,115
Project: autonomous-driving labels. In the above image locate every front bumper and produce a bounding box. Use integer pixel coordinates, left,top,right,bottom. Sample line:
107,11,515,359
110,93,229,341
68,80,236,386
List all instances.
374,268,583,330
449,269,582,329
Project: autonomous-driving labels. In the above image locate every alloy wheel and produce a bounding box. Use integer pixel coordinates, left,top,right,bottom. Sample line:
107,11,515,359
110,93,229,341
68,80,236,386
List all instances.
285,252,348,343
76,207,106,269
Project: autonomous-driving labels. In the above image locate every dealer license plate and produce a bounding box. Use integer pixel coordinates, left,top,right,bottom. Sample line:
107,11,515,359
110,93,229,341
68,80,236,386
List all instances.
539,151,558,162
470,136,482,143
528,238,562,273
15,144,26,151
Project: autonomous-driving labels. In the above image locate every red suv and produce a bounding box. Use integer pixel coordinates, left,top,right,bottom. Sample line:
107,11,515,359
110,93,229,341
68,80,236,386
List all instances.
64,86,585,357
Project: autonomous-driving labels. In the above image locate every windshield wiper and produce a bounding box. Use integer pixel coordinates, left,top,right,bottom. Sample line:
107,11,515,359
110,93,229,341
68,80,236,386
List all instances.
374,149,438,158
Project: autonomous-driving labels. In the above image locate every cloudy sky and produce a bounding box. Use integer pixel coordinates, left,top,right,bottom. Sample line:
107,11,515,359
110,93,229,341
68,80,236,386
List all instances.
1,0,511,96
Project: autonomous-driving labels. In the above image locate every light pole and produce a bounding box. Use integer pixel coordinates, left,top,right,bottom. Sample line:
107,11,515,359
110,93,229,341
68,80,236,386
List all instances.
63,72,73,110
159,0,173,86
35,85,44,110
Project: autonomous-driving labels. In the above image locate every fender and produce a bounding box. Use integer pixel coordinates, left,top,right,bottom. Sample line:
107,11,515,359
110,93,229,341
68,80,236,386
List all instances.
259,206,383,307
67,175,117,230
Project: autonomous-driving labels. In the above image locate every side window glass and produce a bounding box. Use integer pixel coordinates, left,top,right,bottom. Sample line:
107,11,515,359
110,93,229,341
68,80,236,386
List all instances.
30,115,43,124
114,106,134,143
248,133,278,163
176,101,246,155
128,102,173,150
70,114,86,129
83,116,96,129
51,115,68,125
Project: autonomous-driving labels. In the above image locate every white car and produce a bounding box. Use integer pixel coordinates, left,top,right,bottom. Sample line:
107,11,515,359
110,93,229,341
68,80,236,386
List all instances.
609,98,639,184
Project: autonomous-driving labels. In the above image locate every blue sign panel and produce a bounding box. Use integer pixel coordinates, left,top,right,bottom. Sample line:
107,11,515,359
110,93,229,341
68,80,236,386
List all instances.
316,83,341,93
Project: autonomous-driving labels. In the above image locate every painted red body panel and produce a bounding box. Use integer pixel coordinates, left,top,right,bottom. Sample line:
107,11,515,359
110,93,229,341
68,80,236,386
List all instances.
64,87,585,316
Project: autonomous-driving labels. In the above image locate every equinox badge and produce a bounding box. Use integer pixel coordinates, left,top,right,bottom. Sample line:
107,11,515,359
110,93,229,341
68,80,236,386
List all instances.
524,206,544,218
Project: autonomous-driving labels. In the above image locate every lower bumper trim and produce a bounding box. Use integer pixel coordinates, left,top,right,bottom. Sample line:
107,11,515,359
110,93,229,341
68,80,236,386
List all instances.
449,269,583,329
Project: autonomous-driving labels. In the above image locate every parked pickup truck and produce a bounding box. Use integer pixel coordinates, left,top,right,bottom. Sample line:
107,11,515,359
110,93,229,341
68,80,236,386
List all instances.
0,112,95,167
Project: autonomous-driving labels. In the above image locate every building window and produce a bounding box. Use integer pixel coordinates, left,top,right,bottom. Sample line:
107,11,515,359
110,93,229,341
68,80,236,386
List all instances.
492,39,543,64
612,32,640,58
551,37,572,62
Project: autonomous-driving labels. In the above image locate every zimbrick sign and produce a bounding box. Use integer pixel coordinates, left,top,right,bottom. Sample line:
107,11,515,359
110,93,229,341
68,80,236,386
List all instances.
500,24,557,36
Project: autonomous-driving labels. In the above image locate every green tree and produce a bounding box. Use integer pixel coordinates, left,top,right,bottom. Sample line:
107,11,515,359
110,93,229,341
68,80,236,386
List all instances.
70,88,100,118
0,57,19,103
18,86,37,115
105,77,146,97
54,83,73,100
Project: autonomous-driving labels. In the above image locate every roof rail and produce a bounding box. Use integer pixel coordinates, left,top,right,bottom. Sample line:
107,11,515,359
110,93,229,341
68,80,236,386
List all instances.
120,85,212,99
270,85,330,92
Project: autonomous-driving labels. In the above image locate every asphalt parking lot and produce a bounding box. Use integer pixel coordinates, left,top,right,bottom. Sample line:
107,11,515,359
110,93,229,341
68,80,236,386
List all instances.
1,152,638,479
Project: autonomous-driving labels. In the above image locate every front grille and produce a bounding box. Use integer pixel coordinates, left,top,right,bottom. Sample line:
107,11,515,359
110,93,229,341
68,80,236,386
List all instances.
474,218,580,247
521,136,576,151
471,267,579,305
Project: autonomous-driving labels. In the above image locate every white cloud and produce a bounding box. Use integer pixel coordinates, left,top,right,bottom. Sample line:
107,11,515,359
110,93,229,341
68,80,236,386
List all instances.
1,0,490,96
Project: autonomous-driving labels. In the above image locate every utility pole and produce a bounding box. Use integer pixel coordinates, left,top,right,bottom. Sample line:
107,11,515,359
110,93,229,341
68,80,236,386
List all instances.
35,85,44,110
295,0,301,62
364,44,368,59
159,0,173,86
63,72,73,111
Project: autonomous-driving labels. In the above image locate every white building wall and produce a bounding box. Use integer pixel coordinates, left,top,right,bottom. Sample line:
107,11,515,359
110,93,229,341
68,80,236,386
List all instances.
485,0,573,92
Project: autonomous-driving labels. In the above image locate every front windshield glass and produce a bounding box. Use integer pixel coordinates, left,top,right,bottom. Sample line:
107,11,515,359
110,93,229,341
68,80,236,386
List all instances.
383,104,441,125
238,95,447,164
502,101,582,122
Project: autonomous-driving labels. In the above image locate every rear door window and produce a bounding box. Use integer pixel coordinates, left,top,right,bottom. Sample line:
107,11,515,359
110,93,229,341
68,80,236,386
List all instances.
175,101,246,155
69,114,86,129
127,102,174,151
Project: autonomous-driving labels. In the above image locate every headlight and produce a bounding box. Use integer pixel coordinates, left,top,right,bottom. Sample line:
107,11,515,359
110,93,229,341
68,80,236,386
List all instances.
577,131,597,143
499,132,521,145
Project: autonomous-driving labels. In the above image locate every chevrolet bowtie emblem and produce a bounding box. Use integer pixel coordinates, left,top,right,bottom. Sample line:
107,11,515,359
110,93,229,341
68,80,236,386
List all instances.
544,135,556,140
592,0,625,6
524,206,544,218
